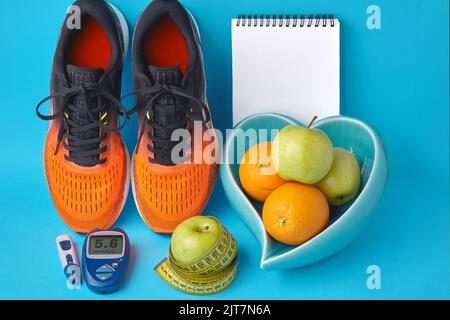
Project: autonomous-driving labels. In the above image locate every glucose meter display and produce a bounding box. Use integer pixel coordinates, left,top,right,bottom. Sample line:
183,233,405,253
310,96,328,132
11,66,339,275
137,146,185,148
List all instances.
88,235,123,255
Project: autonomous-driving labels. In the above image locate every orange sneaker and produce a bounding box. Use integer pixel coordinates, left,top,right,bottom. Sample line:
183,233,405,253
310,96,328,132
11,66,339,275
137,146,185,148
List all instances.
36,0,130,233
129,0,218,233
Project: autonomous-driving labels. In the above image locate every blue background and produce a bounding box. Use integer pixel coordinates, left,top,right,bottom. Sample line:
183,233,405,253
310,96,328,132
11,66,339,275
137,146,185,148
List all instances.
0,0,448,299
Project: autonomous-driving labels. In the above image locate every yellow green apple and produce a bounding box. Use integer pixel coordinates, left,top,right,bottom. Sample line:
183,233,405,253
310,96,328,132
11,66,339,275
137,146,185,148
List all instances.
316,148,361,206
170,216,220,264
272,125,334,184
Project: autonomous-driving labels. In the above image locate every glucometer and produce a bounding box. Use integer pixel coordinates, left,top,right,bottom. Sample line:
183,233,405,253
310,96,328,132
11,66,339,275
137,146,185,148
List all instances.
82,228,130,294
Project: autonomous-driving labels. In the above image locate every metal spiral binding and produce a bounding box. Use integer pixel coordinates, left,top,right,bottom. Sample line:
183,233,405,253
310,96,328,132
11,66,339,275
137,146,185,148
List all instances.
236,14,335,27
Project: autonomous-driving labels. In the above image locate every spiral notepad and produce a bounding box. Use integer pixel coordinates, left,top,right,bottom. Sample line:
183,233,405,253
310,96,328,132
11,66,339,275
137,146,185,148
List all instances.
232,15,340,125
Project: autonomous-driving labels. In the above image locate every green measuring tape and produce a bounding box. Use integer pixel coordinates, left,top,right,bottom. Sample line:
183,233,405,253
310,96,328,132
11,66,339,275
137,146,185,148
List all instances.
154,221,238,295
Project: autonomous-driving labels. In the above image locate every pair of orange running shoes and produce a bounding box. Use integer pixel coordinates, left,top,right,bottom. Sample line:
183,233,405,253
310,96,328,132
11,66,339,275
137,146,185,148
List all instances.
36,0,218,233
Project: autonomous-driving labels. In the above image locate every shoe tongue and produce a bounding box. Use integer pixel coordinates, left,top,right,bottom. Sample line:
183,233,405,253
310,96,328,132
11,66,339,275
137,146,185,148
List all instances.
147,65,185,148
65,64,104,115
148,65,182,86
65,65,104,166
66,64,104,85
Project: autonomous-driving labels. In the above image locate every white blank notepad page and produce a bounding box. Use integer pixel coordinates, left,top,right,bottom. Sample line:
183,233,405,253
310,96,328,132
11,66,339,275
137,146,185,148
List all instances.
232,17,340,125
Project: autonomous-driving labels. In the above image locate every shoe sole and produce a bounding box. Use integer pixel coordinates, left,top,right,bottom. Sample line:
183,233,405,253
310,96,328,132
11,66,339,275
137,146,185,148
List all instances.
106,2,130,232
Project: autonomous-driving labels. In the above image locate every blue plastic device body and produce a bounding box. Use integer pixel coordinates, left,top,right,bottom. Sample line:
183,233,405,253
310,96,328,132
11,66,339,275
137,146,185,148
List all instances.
82,228,130,294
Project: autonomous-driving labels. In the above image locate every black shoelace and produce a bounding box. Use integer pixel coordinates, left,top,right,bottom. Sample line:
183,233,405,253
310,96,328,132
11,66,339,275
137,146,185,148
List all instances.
124,84,211,165
36,83,128,166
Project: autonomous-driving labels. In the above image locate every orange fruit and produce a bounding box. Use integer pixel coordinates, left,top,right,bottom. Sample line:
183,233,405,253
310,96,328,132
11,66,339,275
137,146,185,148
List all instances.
262,182,329,245
239,142,287,202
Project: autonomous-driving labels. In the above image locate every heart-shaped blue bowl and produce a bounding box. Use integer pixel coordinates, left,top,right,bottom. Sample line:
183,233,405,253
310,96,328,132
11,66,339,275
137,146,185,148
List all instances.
220,113,388,269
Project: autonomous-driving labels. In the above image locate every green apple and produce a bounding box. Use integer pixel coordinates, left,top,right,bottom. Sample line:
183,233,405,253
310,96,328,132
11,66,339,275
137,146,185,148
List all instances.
272,125,334,184
170,216,221,264
316,148,361,206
